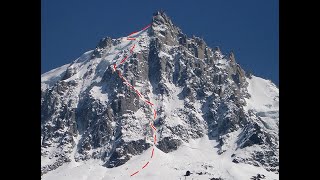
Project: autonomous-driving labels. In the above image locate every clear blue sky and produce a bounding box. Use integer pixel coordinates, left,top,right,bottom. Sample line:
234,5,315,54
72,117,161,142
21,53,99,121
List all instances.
41,0,278,85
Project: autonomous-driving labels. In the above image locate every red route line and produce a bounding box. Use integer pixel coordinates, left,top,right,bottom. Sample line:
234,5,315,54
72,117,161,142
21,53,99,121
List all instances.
129,84,135,90
121,76,127,83
117,62,143,99
118,72,142,99
151,148,155,158
118,71,133,90
142,161,150,169
113,64,117,71
127,24,151,37
121,77,127,82
141,24,151,31
120,56,128,64
154,109,157,119
135,89,143,98
118,70,122,78
128,31,138,36
150,123,157,131
122,79,134,91
112,24,155,176
127,82,135,89
130,44,136,53
130,171,140,177
145,100,154,106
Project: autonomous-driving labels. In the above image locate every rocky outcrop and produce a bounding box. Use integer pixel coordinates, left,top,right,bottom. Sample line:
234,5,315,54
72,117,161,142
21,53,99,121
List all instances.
106,139,152,168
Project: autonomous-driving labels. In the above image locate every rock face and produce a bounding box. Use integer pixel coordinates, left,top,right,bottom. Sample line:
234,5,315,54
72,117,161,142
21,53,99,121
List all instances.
41,11,279,176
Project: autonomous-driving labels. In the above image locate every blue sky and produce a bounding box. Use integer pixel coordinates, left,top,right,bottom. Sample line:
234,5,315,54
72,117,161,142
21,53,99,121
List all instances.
41,0,278,85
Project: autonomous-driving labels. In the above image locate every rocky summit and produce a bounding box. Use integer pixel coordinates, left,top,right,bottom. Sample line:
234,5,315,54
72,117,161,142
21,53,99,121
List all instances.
41,11,279,180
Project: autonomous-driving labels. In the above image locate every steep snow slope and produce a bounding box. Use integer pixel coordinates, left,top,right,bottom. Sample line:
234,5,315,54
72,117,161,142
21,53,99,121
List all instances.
245,75,279,131
245,76,279,112
41,63,70,90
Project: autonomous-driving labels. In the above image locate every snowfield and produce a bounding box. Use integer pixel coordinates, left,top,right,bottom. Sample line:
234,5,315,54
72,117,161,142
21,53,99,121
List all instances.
42,136,278,180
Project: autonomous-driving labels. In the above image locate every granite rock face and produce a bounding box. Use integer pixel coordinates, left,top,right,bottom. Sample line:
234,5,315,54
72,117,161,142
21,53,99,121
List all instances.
41,11,279,175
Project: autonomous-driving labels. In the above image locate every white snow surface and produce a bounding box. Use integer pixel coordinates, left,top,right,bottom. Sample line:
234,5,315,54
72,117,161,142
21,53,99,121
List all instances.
41,63,70,90
42,136,278,180
244,75,279,112
89,86,109,106
244,75,279,131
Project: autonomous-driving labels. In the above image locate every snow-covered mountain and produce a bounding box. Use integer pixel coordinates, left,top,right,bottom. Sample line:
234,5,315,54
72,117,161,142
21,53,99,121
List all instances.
41,11,279,180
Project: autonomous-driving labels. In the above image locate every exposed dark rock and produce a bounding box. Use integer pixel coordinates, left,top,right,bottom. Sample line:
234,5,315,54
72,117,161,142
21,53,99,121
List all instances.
232,159,239,163
251,173,266,180
185,171,191,176
157,137,182,153
106,139,151,168
210,177,224,180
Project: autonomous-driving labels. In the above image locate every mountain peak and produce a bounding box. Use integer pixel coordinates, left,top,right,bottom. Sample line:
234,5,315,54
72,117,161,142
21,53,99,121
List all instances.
152,10,166,16
152,10,169,21
41,12,279,179
229,51,236,63
152,10,174,27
